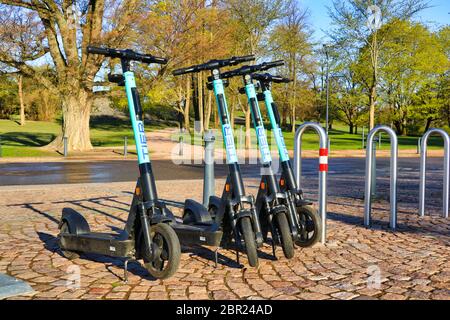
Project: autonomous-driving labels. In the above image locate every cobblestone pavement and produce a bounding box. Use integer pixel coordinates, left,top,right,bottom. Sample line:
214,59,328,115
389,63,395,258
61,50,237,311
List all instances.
0,177,448,300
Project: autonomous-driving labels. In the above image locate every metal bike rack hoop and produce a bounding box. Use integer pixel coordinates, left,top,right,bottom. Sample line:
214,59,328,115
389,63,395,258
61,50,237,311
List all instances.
364,125,398,230
419,128,449,218
294,122,328,244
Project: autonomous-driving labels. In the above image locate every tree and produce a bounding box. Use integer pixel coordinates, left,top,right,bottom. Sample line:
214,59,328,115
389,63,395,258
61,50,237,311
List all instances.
327,0,430,130
0,1,140,151
269,0,314,133
225,0,286,148
379,20,447,135
136,0,235,132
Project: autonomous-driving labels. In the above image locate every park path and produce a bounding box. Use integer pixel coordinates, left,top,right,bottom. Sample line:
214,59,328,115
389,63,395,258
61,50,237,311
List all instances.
0,178,448,300
0,128,444,164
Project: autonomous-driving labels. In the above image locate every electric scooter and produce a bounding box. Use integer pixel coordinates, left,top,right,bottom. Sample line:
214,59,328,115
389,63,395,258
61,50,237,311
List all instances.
220,61,296,259
173,56,264,267
253,72,322,247
58,47,222,280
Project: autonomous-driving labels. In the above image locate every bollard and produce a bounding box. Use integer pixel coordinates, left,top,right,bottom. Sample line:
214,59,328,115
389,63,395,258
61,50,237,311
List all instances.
203,130,216,207
417,137,422,155
419,128,449,218
294,122,328,244
371,141,377,198
364,125,398,230
178,128,184,156
124,136,128,158
63,137,68,157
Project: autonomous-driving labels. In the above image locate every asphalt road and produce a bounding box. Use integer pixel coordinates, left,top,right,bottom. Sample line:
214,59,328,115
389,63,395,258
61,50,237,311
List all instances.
0,157,445,186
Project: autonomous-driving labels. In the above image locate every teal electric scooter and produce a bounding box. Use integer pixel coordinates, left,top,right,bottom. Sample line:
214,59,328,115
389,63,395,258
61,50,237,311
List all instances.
220,62,297,259
173,56,264,267
253,72,321,247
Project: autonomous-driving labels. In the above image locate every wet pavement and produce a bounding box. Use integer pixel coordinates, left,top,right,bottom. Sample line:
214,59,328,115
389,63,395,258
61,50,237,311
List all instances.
0,157,445,186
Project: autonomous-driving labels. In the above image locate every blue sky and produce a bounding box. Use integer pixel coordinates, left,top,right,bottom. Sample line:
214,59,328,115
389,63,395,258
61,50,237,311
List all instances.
301,0,450,42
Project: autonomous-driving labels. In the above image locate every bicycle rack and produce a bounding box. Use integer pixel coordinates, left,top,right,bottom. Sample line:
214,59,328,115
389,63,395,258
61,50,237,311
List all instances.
419,128,450,218
364,125,398,230
294,122,328,244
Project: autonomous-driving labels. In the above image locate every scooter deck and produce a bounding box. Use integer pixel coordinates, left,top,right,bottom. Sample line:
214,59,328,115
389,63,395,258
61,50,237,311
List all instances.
172,223,223,247
59,232,134,258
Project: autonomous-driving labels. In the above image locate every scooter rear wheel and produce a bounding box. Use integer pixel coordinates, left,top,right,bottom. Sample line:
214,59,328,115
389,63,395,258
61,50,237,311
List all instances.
143,223,181,279
58,222,80,260
239,217,259,268
295,205,322,247
275,212,295,259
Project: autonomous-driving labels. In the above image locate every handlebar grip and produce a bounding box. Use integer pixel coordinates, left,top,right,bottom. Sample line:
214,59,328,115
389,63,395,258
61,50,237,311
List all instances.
87,46,111,55
152,56,168,65
272,75,292,83
173,66,196,76
236,55,255,63
262,60,284,70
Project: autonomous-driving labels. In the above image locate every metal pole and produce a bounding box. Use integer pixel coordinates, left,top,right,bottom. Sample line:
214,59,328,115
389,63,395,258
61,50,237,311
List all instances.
203,130,215,207
371,141,377,198
419,128,450,218
379,132,382,149
294,122,328,243
0,136,2,158
325,50,330,135
63,137,68,158
417,137,421,155
364,125,398,230
124,136,128,158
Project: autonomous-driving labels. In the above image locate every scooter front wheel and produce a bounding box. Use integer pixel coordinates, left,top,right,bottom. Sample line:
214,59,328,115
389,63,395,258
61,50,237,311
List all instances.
143,223,181,279
275,212,295,259
295,205,322,247
239,217,259,268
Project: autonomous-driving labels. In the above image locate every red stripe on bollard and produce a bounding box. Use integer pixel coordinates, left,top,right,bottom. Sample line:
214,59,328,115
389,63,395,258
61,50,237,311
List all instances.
319,148,328,156
319,148,328,172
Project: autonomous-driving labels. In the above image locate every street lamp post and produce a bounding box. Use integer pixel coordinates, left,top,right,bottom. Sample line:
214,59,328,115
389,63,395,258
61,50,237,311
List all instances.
324,44,330,135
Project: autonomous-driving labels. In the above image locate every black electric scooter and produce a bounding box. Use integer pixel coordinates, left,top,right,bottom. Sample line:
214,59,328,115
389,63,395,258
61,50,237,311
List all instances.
253,72,322,247
173,56,264,267
58,47,222,280
220,61,297,259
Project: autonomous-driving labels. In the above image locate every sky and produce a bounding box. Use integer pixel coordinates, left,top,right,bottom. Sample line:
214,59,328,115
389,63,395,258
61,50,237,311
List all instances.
301,0,450,42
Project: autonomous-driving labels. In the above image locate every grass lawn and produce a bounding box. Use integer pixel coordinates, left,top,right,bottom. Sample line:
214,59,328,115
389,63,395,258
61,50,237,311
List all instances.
0,117,168,157
0,118,445,158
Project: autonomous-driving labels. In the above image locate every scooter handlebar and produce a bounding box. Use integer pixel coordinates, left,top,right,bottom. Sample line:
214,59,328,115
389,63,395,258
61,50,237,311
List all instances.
87,46,168,65
252,73,292,84
259,60,284,70
172,55,255,76
220,60,285,79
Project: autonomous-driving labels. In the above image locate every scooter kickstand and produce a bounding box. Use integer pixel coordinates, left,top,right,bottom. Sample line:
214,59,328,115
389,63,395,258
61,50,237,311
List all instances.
214,247,221,268
124,258,138,283
271,239,277,260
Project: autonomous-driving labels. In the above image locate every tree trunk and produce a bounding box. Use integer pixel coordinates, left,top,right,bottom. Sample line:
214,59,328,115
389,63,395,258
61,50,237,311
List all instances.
18,75,25,126
291,104,296,133
46,89,93,152
204,91,212,131
349,122,354,134
424,117,433,133
369,84,376,130
245,108,251,150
